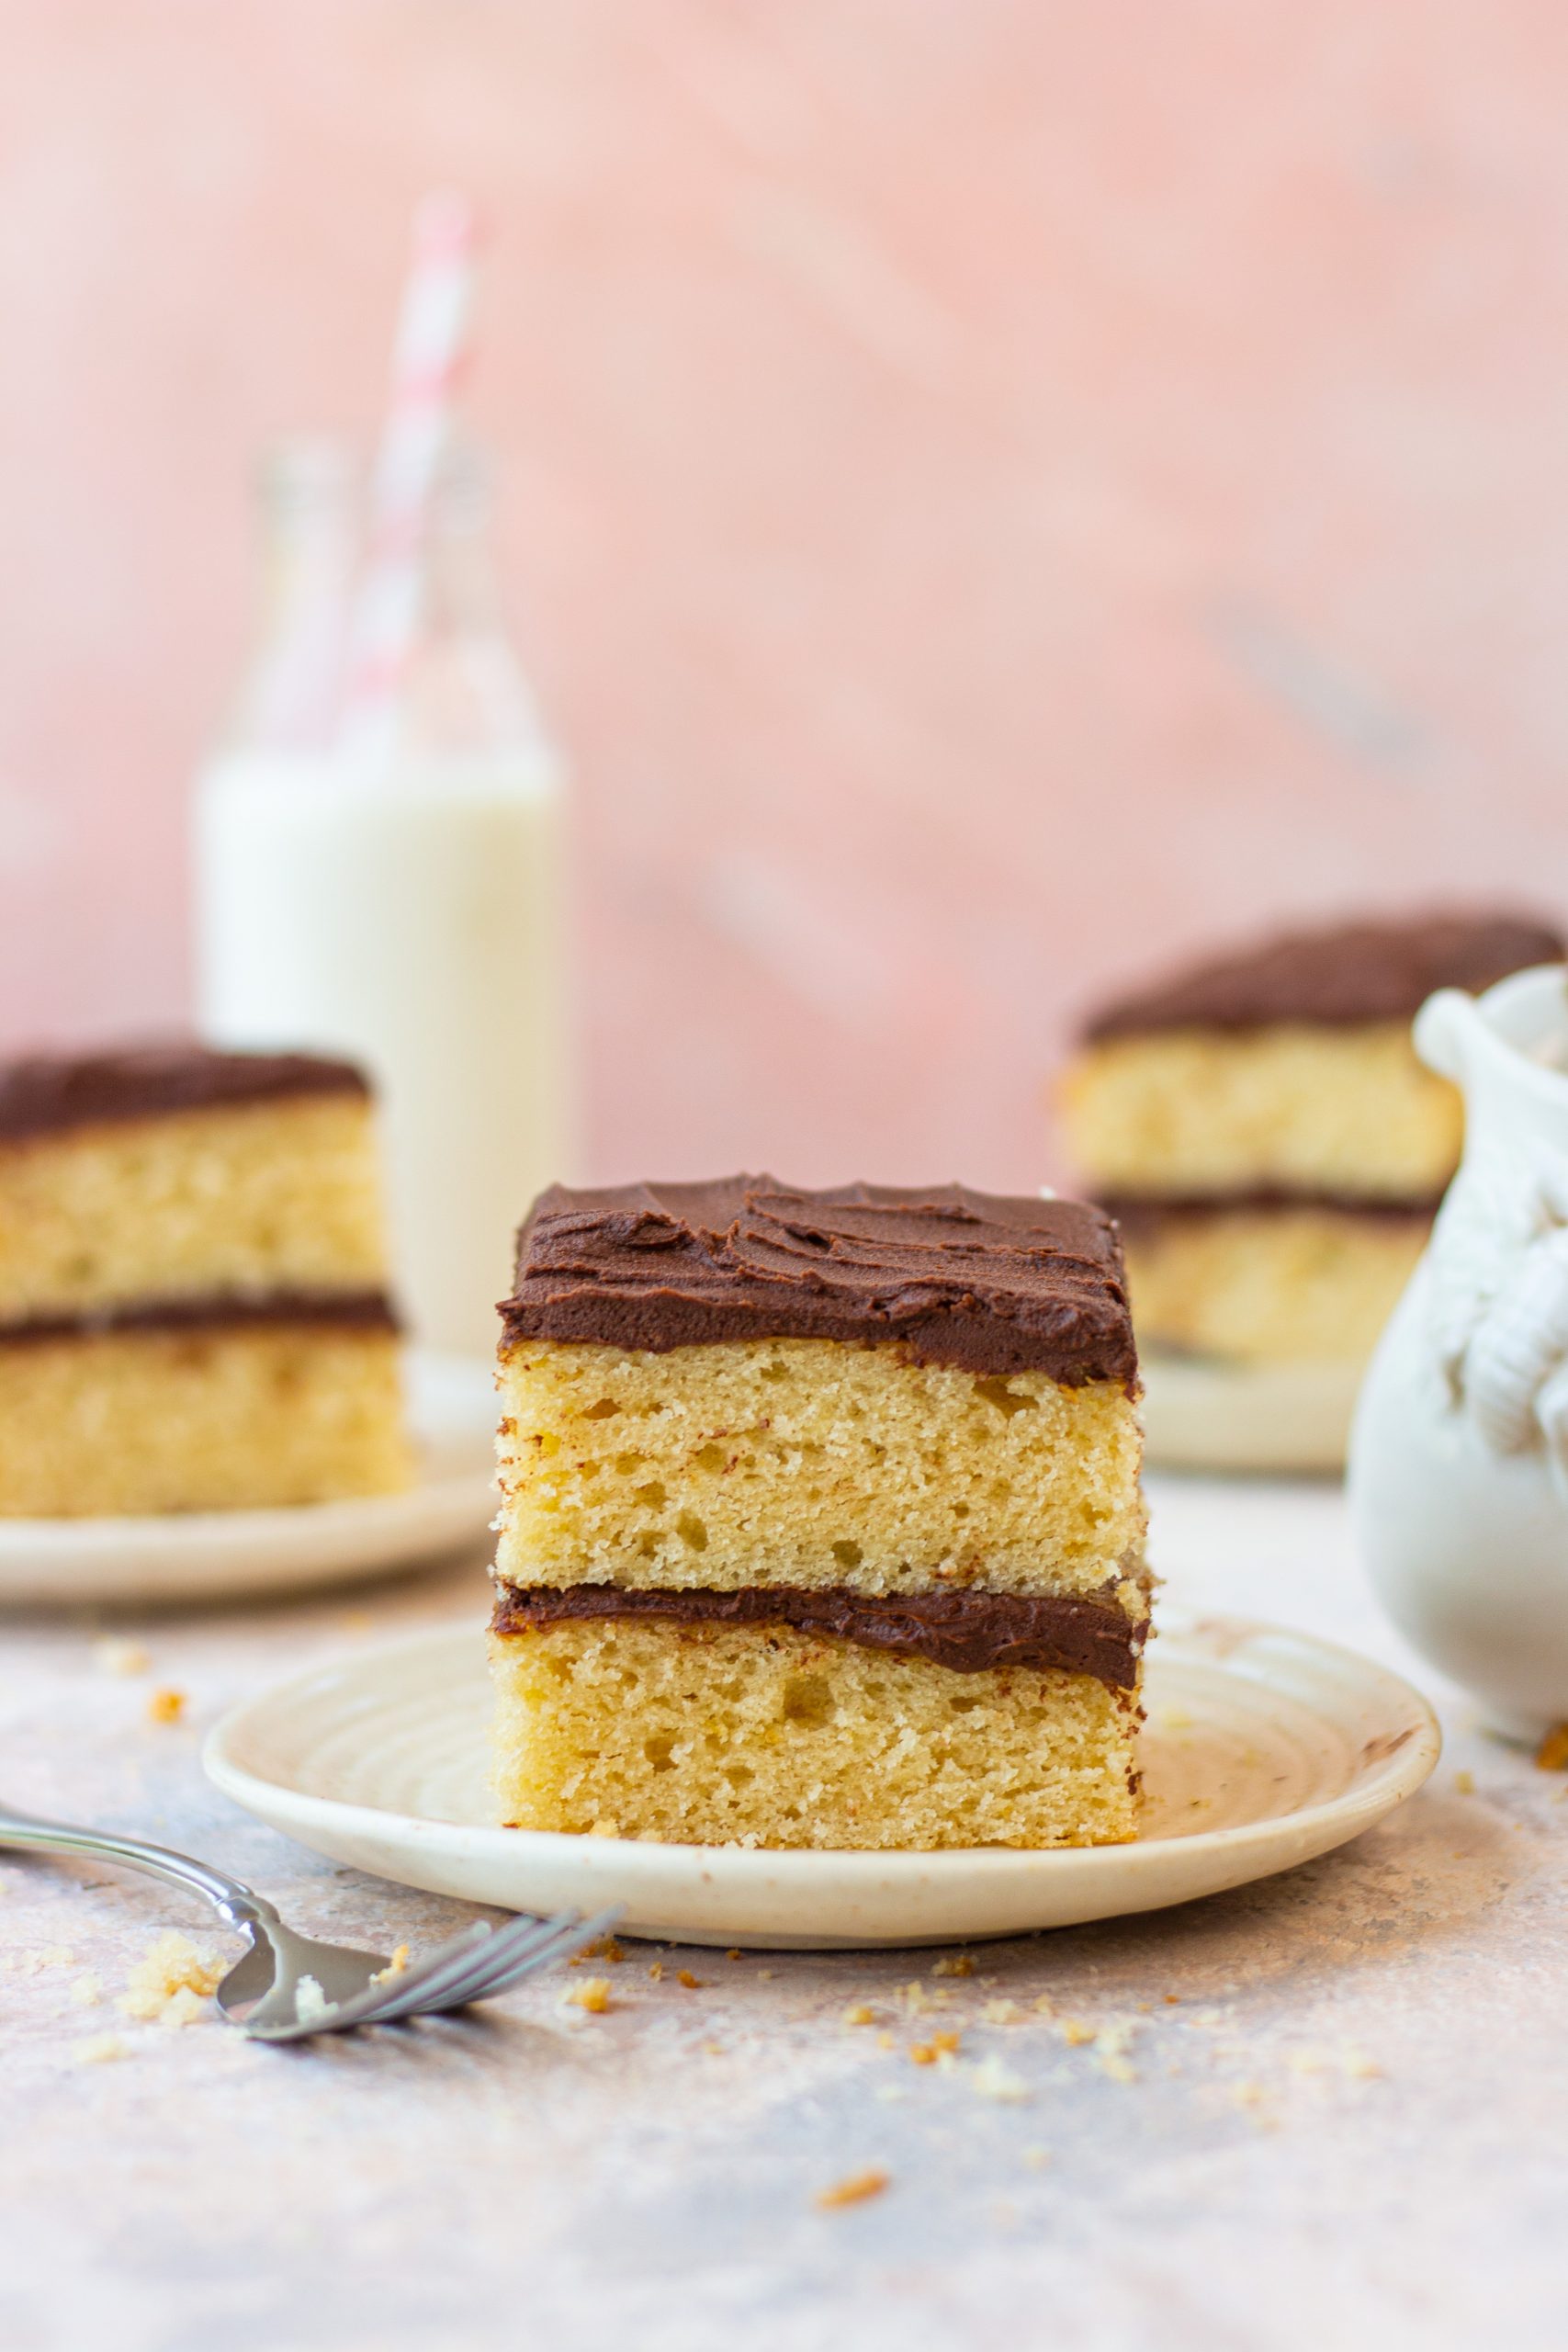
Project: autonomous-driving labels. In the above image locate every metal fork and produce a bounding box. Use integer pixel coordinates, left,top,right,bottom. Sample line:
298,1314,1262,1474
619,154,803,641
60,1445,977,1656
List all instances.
0,1803,622,2041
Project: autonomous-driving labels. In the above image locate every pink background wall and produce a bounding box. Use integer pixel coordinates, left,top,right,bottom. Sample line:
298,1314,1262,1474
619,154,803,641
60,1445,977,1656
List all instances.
4,2,1568,1193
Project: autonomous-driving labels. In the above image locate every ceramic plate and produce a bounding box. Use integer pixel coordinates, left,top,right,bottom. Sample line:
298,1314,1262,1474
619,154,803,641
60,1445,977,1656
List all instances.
0,1352,496,1607
1139,1351,1363,1475
204,1611,1439,1949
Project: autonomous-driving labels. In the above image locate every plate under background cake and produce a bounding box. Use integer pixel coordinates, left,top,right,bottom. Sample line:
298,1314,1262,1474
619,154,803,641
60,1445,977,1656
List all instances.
1059,910,1564,1370
489,1176,1148,1852
0,1045,412,1516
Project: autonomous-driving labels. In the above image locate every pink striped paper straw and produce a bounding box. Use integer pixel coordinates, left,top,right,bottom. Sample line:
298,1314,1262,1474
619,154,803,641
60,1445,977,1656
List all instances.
338,189,479,761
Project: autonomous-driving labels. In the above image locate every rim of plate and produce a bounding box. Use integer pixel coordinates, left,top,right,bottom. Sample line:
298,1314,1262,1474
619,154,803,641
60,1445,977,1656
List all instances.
203,1612,1442,1880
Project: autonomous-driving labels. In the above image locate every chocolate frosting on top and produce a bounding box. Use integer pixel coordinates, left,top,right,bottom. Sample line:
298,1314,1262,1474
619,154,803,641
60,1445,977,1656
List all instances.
0,1043,370,1142
1081,910,1565,1041
492,1578,1147,1688
502,1176,1136,1388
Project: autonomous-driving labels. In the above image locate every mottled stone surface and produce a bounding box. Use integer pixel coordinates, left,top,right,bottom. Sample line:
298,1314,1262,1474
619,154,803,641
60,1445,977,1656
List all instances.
4,1479,1566,2350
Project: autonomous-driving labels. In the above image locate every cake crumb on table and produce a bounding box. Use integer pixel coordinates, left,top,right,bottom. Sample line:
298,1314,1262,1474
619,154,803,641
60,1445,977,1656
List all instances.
72,2033,130,2065
1454,1769,1476,1794
816,2167,890,2210
1534,1724,1568,1771
676,1969,702,1989
372,1945,411,1984
842,2003,877,2027
68,1972,102,2008
145,1688,186,1726
932,1954,975,1977
971,2054,1032,2104
91,1638,150,1677
118,1931,223,2024
563,1977,612,2015
647,1962,663,1981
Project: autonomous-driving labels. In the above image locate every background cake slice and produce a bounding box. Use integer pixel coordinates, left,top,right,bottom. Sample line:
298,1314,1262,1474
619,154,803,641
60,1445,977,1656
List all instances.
491,1176,1147,1850
0,1044,412,1515
1058,910,1563,1364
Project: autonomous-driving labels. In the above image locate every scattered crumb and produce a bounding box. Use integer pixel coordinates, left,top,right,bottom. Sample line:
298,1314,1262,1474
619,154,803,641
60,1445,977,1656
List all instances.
971,2053,1031,2104
1021,2144,1052,2170
68,1972,102,2008
1187,2008,1224,2029
875,2031,896,2051
12,1944,77,1975
372,1945,411,1984
564,1976,612,2015
145,1688,186,1726
118,1931,223,2024
701,2040,725,2056
91,1638,150,1677
73,2033,130,2064
1164,1994,1181,2005
1097,2049,1137,2085
932,1954,975,1978
338,1611,374,1635
757,1969,775,1981
293,1976,335,2028
1454,1770,1476,1795
726,1950,743,1962
909,2030,962,2065
980,1997,1025,2027
676,1970,703,1990
1032,1993,1055,2018
1057,2018,1097,2046
646,1961,663,1980
842,2003,877,2028
816,2167,890,2210
1535,1724,1568,1771
1230,2079,1269,2109
581,1935,625,1964
1342,2047,1382,2081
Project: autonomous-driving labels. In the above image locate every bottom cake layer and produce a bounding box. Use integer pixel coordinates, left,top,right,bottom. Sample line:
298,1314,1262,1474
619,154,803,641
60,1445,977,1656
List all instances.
1113,1200,1429,1362
489,1616,1141,1849
0,1320,412,1515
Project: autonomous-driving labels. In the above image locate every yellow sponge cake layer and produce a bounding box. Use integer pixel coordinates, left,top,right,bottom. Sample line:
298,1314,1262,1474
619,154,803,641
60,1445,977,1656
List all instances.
1060,1023,1460,1201
490,1616,1140,1849
0,1093,390,1326
1119,1204,1427,1363
497,1336,1143,1600
0,1317,411,1516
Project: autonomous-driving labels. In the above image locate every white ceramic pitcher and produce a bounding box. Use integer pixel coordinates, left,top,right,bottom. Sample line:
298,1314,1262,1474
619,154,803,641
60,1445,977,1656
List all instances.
1348,960,1568,1736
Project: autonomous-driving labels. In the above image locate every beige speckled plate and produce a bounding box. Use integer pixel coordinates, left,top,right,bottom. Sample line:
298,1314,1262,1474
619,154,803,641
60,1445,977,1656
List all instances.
204,1611,1439,1950
0,1353,496,1607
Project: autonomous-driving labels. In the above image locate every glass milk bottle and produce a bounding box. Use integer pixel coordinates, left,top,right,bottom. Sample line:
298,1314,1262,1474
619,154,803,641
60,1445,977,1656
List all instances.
195,445,570,1359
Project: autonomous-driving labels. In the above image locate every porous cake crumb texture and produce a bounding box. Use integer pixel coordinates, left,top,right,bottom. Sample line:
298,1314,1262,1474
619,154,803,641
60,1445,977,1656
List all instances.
1122,1208,1428,1362
496,1338,1142,1599
1060,1024,1461,1199
0,1326,411,1515
0,1095,389,1323
490,1619,1140,1849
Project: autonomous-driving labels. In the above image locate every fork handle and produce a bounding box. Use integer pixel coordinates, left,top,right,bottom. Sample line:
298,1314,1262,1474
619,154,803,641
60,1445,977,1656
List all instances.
0,1804,280,1936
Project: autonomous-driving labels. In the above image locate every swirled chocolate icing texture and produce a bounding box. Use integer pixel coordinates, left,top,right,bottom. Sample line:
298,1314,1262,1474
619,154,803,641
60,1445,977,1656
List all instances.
500,1176,1136,1388
0,1043,370,1142
1082,910,1565,1040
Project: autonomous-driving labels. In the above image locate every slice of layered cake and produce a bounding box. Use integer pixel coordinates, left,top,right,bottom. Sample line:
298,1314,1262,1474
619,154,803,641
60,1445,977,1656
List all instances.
0,1045,412,1515
491,1176,1147,1849
1059,910,1562,1366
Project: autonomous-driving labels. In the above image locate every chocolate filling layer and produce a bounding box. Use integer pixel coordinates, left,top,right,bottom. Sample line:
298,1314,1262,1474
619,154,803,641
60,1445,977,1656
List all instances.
1081,910,1563,1040
0,1042,370,1143
0,1290,400,1344
1103,1189,1442,1228
491,1579,1147,1688
501,1176,1137,1390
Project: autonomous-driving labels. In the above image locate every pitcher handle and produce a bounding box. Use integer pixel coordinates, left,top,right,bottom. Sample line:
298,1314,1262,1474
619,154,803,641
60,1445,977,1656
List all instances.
1413,986,1489,1084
